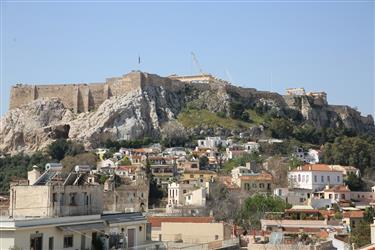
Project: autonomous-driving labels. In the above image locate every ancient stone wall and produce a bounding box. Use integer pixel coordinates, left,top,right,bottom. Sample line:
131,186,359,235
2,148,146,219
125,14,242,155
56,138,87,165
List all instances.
9,85,36,110
9,71,147,113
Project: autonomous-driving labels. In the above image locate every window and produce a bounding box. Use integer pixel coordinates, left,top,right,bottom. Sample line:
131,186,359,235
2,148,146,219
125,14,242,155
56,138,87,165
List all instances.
252,183,257,188
69,193,76,206
337,176,340,182
190,174,194,178
52,193,57,202
314,175,317,183
321,176,324,182
298,174,301,182
327,176,330,182
64,235,73,248
49,237,54,250
306,175,309,183
259,183,265,189
302,175,305,182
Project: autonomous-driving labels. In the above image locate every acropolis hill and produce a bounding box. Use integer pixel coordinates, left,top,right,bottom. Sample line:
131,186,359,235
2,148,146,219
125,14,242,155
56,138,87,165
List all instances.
10,71,193,113
3,70,374,154
10,71,331,113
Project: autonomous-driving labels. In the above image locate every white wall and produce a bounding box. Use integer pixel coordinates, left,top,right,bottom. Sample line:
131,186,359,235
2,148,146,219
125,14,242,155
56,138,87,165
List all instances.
288,171,343,191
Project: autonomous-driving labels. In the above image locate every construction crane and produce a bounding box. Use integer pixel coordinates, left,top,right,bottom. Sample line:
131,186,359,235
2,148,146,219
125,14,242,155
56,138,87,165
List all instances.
191,52,205,76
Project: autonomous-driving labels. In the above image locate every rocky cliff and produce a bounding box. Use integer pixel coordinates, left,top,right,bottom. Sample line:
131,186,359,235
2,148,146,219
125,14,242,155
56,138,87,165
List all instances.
1,72,373,154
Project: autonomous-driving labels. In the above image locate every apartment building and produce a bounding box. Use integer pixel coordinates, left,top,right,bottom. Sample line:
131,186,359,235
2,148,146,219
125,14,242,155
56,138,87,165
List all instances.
288,164,343,191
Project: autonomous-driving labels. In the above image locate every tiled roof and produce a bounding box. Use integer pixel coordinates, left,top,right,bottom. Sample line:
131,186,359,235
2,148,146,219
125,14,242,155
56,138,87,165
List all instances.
290,164,342,172
324,185,351,192
343,210,364,218
147,216,214,228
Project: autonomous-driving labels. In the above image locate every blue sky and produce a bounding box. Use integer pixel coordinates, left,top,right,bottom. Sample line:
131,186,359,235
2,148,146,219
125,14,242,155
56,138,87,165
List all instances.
1,1,374,117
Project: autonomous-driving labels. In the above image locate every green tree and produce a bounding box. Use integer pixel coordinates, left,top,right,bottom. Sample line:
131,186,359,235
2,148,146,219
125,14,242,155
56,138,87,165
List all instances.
48,139,70,161
321,136,375,173
238,194,291,229
118,157,132,166
269,118,294,139
222,152,263,173
344,173,365,191
199,156,209,169
0,152,50,192
60,152,97,172
351,220,371,248
363,207,375,223
47,139,85,161
288,156,304,169
146,159,164,207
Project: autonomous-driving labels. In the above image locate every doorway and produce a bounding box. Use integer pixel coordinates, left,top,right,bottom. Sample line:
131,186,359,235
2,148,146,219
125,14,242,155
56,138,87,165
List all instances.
30,233,43,250
127,228,135,248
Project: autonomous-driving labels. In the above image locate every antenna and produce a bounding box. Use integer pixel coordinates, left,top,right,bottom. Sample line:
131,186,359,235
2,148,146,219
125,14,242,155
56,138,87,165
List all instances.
191,52,205,76
225,68,233,83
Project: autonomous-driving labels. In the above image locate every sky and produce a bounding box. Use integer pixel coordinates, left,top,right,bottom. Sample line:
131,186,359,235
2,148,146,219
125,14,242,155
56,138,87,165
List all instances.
1,1,374,117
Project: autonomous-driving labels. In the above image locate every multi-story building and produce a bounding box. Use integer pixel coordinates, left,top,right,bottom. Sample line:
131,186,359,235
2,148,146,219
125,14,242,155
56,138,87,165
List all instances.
1,213,150,250
181,170,217,184
9,164,103,218
167,182,194,206
231,166,273,193
167,182,207,210
103,168,149,213
235,172,273,193
288,164,343,191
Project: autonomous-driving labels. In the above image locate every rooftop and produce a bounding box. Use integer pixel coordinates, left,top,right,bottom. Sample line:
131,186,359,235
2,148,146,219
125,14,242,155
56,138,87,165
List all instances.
147,216,214,228
290,164,342,172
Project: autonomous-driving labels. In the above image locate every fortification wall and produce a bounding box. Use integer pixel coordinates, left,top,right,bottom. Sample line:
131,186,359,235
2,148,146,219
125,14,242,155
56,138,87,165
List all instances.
141,72,186,92
9,71,145,113
9,85,36,110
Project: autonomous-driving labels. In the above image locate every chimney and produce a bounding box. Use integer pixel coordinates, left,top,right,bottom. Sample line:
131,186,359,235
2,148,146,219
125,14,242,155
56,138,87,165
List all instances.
27,165,41,185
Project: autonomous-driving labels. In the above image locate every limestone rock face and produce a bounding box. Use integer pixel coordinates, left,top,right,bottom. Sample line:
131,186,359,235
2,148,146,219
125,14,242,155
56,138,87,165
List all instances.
0,98,74,153
68,87,183,149
0,86,185,154
1,73,374,154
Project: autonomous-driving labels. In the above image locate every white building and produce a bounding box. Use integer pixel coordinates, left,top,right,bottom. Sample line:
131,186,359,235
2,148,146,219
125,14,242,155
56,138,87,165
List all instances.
231,166,254,186
0,213,149,250
243,142,260,152
184,188,207,207
273,188,312,205
197,137,230,149
167,182,194,206
293,147,320,164
288,164,343,191
167,182,208,211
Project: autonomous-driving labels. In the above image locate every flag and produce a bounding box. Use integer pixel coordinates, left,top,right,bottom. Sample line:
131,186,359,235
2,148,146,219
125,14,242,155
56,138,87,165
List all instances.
138,56,141,64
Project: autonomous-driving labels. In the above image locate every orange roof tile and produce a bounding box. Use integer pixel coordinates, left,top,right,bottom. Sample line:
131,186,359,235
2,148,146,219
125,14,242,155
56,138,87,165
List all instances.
343,210,364,218
324,185,351,192
291,164,342,172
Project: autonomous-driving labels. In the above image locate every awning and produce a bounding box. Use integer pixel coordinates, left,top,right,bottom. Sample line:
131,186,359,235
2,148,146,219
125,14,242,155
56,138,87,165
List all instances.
57,222,104,232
